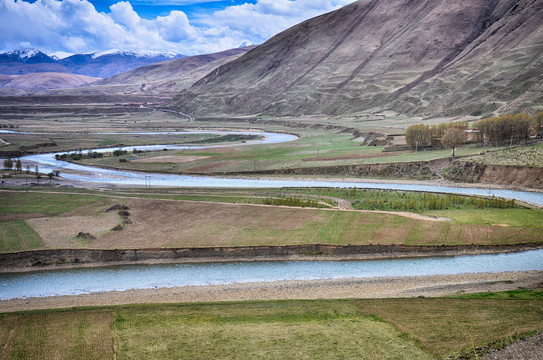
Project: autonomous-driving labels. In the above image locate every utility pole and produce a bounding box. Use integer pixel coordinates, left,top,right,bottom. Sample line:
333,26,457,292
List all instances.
144,176,151,189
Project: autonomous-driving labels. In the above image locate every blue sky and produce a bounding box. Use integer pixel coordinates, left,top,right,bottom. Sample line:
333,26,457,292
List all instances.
90,1,260,19
0,0,356,56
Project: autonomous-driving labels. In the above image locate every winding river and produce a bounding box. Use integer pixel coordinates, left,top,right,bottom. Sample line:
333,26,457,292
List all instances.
1,130,543,300
3,129,542,206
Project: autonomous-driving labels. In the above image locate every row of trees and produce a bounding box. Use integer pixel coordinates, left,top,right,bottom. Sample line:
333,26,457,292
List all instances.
405,122,468,155
3,158,22,173
473,112,543,146
56,151,104,161
352,194,516,212
258,197,323,208
406,111,543,154
3,159,59,179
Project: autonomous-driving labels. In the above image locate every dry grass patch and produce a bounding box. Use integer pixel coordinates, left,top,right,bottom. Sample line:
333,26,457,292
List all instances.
0,310,114,360
27,213,121,248
87,198,543,249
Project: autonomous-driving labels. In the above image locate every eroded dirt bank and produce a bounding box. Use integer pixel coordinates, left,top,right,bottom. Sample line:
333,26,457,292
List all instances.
445,161,543,189
206,159,543,189
210,161,436,180
1,243,542,273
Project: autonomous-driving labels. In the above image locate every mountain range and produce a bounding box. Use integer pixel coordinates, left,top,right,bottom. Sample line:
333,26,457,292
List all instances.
28,46,255,97
1,0,542,119
173,0,543,118
0,49,185,78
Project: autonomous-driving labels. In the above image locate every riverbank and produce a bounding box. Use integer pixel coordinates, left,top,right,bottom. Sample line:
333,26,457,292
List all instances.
1,271,541,313
2,244,542,273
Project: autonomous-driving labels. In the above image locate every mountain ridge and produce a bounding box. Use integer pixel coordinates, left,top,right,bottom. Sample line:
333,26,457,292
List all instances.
174,0,543,118
0,48,185,78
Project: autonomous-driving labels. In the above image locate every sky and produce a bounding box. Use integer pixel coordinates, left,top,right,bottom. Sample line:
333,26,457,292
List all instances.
0,0,357,57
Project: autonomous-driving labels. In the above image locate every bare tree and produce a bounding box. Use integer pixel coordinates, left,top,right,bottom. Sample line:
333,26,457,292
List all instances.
406,124,431,152
441,128,466,156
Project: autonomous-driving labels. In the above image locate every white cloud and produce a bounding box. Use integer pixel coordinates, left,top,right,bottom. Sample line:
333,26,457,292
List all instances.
0,0,357,55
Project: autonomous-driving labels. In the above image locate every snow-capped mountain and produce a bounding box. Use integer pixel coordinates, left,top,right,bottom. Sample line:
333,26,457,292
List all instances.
90,49,179,60
49,51,74,60
0,48,185,78
0,49,56,64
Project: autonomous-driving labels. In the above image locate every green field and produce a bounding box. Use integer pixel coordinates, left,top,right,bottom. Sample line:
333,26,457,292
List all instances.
1,189,542,252
0,129,231,155
1,293,542,359
73,132,496,176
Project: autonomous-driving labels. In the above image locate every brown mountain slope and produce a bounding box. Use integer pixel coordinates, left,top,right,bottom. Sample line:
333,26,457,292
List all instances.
174,0,543,117
49,46,256,97
0,72,99,94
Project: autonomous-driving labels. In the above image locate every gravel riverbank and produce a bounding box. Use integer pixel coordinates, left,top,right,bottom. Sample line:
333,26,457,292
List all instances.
1,271,541,313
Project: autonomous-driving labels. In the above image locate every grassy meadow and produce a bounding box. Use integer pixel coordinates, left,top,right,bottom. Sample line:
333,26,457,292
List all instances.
72,130,498,176
1,291,542,359
1,188,542,252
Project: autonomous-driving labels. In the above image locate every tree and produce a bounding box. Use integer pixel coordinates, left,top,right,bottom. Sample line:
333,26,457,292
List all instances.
512,113,534,145
15,159,22,174
536,111,543,136
406,124,431,151
3,158,13,170
441,128,466,156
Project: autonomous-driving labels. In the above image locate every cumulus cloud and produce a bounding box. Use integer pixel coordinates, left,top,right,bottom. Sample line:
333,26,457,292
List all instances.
0,0,356,55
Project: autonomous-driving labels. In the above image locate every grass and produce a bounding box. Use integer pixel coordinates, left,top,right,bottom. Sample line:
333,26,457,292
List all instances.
2,294,543,359
449,289,543,300
1,189,542,252
0,219,42,252
92,198,543,248
357,296,543,358
0,192,105,216
0,309,114,360
69,127,494,177
464,142,543,167
0,130,230,155
282,188,521,213
0,191,119,252
113,300,431,360
425,208,543,228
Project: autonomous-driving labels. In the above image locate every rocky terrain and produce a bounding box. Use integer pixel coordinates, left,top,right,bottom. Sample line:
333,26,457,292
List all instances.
174,0,543,118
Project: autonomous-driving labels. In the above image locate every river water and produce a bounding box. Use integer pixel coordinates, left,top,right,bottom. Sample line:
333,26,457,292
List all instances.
3,130,541,205
1,249,542,300
1,130,542,300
